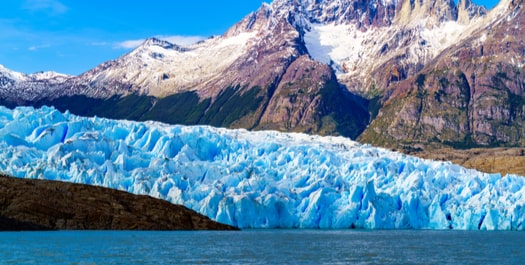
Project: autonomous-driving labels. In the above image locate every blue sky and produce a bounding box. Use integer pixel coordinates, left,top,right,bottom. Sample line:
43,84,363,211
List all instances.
1,0,501,76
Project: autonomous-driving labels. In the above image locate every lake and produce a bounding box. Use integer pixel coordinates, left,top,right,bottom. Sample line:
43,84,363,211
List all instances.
0,230,523,264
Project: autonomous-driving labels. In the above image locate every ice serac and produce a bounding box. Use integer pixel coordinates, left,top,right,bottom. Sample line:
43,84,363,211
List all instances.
0,106,524,230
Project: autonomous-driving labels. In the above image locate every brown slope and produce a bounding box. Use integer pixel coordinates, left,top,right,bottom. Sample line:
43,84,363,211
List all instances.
0,175,237,231
412,147,525,176
257,55,369,138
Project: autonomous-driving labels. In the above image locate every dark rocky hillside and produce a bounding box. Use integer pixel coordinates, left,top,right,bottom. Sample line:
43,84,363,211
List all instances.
0,175,237,231
360,0,525,150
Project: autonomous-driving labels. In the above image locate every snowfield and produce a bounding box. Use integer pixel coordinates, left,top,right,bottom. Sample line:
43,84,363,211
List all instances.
0,106,524,230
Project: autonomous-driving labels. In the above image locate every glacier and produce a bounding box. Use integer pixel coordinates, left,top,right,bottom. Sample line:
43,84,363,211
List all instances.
0,106,524,230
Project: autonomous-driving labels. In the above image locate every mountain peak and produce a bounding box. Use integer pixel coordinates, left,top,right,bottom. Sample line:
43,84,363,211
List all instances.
0,64,27,83
394,0,459,26
265,0,488,28
270,0,398,27
457,0,487,24
28,71,71,81
142,38,177,49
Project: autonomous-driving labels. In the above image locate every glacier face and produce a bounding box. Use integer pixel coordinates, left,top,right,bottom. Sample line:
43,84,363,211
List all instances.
0,106,524,230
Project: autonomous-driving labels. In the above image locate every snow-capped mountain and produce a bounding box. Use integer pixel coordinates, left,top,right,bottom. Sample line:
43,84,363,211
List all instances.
301,0,487,94
1,0,486,101
62,33,262,99
0,64,69,88
56,0,489,98
1,0,524,150
0,65,71,103
0,65,27,85
9,1,369,139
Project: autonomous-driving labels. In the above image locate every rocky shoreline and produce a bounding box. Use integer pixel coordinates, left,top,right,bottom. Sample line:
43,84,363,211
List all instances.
0,175,238,231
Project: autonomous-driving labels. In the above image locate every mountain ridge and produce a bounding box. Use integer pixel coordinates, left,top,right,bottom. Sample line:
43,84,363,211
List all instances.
1,0,524,154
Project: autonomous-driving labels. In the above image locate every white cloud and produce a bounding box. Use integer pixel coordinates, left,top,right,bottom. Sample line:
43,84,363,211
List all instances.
90,41,110,47
22,0,68,15
114,35,207,49
28,44,51,51
115,39,146,49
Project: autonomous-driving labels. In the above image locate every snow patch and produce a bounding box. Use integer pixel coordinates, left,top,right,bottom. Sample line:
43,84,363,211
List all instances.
420,21,467,53
304,16,485,88
90,31,257,97
0,65,29,83
28,71,71,81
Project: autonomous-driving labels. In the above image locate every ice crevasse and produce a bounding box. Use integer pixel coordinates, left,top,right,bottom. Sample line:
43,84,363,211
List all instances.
0,106,524,230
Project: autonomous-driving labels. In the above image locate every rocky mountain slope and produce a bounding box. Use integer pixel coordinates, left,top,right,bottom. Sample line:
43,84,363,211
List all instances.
0,174,237,231
0,0,524,153
0,64,70,103
360,0,525,149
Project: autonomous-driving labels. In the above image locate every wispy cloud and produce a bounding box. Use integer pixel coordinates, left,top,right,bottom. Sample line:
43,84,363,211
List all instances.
28,44,51,51
114,35,207,49
115,39,146,49
22,0,68,15
90,41,111,47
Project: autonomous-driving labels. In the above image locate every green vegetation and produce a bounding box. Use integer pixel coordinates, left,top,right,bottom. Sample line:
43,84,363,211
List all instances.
32,86,265,128
201,86,264,128
317,80,369,139
444,134,481,149
367,82,383,98
141,92,211,124
367,96,382,120
509,92,525,111
101,95,153,120
35,95,153,120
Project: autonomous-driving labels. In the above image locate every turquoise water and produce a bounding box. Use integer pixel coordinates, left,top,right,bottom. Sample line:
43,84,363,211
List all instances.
0,230,524,264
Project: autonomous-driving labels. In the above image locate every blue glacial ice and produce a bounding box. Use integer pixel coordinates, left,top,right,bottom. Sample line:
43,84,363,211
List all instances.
0,105,524,230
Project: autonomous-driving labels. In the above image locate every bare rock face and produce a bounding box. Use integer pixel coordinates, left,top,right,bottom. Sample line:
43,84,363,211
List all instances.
276,0,398,28
395,0,457,26
360,0,525,149
258,55,369,137
457,0,486,24
0,175,237,231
